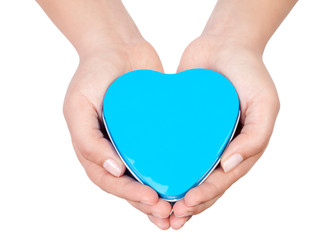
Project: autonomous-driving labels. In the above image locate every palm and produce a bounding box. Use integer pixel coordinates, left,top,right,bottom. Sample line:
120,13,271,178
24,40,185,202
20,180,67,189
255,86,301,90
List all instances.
178,37,278,116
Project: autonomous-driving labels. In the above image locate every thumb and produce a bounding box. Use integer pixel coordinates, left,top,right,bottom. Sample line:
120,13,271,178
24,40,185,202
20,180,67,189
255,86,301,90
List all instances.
220,96,280,173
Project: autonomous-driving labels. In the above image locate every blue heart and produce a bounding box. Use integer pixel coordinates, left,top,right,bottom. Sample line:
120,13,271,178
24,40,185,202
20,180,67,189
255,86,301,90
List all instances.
103,69,240,201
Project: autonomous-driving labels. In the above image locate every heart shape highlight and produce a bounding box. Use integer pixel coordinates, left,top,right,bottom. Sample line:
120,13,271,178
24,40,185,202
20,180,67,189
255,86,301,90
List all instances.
103,69,240,201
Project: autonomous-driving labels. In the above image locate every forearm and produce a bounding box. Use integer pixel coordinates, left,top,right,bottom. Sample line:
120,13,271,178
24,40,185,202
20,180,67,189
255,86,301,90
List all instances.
203,0,298,53
36,0,143,58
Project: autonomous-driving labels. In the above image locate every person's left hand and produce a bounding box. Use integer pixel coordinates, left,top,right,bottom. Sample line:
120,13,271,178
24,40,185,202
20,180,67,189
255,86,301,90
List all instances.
168,36,280,230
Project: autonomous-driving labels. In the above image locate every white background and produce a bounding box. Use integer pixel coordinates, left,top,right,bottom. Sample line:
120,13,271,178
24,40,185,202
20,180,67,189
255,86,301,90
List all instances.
1,0,336,239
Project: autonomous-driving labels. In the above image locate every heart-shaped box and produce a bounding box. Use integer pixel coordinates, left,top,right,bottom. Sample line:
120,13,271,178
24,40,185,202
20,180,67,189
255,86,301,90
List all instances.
103,69,240,201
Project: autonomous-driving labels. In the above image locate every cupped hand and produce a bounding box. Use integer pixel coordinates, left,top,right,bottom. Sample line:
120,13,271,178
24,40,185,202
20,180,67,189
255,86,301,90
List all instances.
169,36,280,229
63,41,172,230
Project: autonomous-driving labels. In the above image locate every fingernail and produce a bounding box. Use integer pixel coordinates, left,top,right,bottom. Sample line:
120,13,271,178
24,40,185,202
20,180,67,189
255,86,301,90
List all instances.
223,154,244,173
103,159,122,177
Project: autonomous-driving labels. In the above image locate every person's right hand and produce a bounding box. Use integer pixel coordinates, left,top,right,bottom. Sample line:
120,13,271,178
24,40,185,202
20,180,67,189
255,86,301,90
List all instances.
63,41,172,230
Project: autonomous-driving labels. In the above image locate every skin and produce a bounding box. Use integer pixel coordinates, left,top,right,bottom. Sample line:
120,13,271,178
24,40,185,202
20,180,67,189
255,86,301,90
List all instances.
169,0,298,229
37,0,297,230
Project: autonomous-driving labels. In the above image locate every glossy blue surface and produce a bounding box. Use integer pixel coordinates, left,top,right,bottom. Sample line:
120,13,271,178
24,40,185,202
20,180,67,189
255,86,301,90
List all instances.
103,69,240,201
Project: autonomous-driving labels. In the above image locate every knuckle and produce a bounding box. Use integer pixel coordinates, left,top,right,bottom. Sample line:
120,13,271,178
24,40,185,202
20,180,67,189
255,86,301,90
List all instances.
62,97,70,119
79,143,96,163
72,133,104,165
254,136,269,154
268,92,280,114
62,93,76,119
273,95,280,114
242,132,268,156
72,137,98,164
276,97,280,110
173,208,184,217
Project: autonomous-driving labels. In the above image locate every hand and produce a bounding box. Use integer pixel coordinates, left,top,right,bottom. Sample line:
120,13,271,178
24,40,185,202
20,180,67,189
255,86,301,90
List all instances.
63,41,172,229
169,36,280,229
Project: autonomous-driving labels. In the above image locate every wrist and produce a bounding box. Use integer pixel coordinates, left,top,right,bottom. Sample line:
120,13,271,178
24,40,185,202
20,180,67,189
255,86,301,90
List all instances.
77,39,159,75
77,34,145,60
194,34,264,66
201,30,267,57
201,0,286,55
78,34,147,62
64,0,145,60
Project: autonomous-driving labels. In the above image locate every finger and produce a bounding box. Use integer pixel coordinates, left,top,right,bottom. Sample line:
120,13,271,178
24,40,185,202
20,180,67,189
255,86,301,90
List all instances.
63,93,126,177
127,199,172,218
183,167,232,207
79,158,159,204
182,152,262,208
173,194,220,217
221,94,280,173
173,165,255,220
148,215,170,230
169,212,192,230
183,158,258,207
